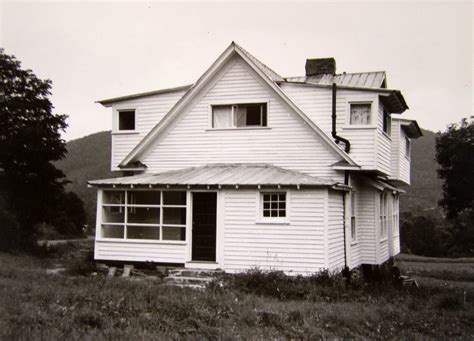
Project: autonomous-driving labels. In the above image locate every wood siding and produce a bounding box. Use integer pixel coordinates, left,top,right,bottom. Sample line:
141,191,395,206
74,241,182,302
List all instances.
222,189,327,274
376,103,392,175
110,90,188,170
389,120,411,185
356,180,378,264
399,129,411,184
142,57,343,180
327,190,346,270
95,241,187,263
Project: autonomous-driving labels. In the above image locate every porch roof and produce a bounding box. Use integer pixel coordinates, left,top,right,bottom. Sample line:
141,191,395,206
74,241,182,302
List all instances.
88,164,340,188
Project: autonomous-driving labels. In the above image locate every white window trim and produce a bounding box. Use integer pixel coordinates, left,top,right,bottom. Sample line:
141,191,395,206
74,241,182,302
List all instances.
344,95,379,129
405,136,411,160
208,99,270,130
98,189,188,243
112,107,140,134
379,192,388,242
381,105,392,138
256,190,290,224
350,190,357,245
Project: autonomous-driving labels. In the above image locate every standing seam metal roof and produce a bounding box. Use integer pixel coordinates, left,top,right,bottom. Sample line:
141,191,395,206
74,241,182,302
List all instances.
284,71,386,89
88,164,338,187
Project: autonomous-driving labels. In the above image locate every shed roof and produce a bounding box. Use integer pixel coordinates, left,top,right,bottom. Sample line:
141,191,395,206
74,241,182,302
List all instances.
88,164,339,188
284,71,386,89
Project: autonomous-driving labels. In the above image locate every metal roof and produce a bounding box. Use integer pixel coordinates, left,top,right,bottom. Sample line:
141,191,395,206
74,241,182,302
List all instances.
284,71,386,89
234,42,285,82
96,85,192,107
88,164,338,187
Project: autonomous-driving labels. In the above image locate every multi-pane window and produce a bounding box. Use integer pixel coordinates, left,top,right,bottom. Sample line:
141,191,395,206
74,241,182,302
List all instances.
350,191,356,242
262,193,286,218
350,103,371,125
101,190,186,241
379,193,388,240
118,110,135,131
212,103,267,128
383,108,391,135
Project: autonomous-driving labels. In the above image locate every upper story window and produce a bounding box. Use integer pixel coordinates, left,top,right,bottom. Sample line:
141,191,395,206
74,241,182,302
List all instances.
405,136,411,158
350,103,372,125
118,110,135,131
383,108,391,135
212,103,267,129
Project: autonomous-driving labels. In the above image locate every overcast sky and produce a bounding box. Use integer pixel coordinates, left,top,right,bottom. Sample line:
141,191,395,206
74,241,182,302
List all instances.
1,1,472,141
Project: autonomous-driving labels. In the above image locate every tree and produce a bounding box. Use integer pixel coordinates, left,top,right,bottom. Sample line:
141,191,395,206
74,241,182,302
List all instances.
0,49,85,247
435,119,474,219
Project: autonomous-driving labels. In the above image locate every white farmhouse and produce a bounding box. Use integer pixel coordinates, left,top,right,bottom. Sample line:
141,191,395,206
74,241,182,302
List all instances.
89,42,422,274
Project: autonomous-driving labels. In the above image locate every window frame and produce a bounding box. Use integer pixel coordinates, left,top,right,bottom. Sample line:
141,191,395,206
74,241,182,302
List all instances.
379,192,388,241
209,100,270,130
346,101,375,128
99,189,188,243
392,195,399,237
382,106,392,136
405,136,411,159
350,191,357,244
256,191,290,224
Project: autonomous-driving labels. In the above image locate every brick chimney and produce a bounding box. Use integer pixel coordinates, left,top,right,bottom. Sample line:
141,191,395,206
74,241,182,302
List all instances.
305,58,336,76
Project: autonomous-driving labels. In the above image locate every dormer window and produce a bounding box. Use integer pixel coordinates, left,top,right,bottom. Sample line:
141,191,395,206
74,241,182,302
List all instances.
118,110,135,131
212,103,267,129
383,108,391,135
350,103,371,125
405,136,411,158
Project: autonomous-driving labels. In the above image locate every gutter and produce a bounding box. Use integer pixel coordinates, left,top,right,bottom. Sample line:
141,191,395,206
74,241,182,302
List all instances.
331,83,351,153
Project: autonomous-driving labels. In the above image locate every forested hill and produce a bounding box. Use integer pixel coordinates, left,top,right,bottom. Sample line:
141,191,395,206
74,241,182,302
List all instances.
57,128,443,225
56,131,116,226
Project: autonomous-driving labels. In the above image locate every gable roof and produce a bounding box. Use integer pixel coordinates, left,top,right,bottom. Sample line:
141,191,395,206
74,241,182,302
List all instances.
88,163,339,188
116,42,357,168
285,71,386,89
96,85,192,107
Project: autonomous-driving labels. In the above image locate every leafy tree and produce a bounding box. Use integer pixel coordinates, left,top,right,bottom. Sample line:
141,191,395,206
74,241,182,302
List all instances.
0,49,85,247
435,119,474,219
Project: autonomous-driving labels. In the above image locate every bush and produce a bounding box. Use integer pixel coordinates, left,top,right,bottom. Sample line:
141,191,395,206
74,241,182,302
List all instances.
0,207,21,251
65,250,96,276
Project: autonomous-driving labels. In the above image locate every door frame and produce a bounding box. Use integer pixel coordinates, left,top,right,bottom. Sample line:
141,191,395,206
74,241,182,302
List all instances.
186,190,222,268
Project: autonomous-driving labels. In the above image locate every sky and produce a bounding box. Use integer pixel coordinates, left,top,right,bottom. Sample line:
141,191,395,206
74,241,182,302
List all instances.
1,1,472,141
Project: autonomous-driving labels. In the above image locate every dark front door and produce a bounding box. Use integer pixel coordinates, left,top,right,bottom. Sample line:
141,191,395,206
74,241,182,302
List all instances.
192,192,217,261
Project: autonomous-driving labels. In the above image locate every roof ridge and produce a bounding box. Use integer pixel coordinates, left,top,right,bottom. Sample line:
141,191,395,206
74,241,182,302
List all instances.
233,42,284,82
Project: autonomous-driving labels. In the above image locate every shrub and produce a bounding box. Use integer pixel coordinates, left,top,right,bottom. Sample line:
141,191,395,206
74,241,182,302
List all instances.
65,250,96,276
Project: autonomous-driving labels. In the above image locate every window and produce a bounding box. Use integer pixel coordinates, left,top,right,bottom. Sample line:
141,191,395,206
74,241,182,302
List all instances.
405,136,411,158
350,191,356,242
379,193,388,240
262,192,286,218
350,103,371,125
118,110,135,131
101,190,187,241
383,108,391,135
392,195,399,237
212,103,267,128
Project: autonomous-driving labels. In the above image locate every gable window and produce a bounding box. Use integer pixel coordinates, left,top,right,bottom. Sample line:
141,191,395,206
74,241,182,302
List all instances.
383,108,391,135
262,192,286,218
118,110,135,131
350,103,371,125
350,191,356,243
405,136,411,158
212,103,267,128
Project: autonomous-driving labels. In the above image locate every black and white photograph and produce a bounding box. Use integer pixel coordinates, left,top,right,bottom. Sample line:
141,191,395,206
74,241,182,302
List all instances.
0,1,472,339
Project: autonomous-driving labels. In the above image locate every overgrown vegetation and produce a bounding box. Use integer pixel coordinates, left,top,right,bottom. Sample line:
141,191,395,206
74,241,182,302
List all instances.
0,248,472,339
0,49,87,251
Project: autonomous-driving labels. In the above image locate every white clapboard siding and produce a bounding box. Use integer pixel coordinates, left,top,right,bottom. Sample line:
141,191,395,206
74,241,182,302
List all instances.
111,90,188,169
376,104,392,175
327,190,345,270
222,189,327,274
282,83,388,172
95,241,187,263
142,57,343,180
399,129,411,184
390,122,401,179
348,177,362,268
356,180,378,264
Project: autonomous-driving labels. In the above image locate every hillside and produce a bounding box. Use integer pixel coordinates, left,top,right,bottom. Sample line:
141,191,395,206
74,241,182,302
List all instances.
56,131,116,226
58,128,443,226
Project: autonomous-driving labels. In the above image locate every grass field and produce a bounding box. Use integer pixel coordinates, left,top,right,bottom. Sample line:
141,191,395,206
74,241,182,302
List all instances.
0,243,472,340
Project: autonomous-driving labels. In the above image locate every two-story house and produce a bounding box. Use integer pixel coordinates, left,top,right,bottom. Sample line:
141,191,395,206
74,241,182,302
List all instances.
89,42,421,274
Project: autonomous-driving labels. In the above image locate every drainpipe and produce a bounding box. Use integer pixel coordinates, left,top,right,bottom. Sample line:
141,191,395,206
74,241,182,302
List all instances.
332,83,351,153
